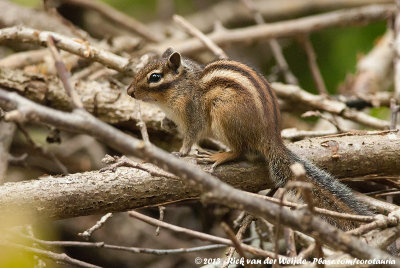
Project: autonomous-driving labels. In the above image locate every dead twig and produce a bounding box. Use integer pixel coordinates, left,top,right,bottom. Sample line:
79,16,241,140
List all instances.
0,240,100,268
61,0,162,42
298,35,328,95
47,35,83,109
78,213,113,240
128,210,285,260
241,0,298,85
221,222,249,267
173,15,228,59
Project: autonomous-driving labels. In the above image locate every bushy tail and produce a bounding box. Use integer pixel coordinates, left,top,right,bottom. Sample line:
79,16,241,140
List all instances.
267,146,372,229
287,149,371,216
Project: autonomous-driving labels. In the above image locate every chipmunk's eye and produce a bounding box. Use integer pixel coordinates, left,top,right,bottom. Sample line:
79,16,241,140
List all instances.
148,73,163,83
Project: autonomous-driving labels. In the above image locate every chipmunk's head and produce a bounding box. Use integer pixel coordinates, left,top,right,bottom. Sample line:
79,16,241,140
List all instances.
127,48,184,104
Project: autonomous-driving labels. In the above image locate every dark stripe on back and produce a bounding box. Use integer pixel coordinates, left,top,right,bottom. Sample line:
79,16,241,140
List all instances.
203,61,277,126
203,77,254,99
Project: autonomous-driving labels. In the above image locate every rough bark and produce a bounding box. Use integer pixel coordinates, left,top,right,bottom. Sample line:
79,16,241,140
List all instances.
0,67,166,128
0,131,398,221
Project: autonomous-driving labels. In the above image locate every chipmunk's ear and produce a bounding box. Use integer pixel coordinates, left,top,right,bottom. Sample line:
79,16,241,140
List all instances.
162,47,175,58
167,51,181,72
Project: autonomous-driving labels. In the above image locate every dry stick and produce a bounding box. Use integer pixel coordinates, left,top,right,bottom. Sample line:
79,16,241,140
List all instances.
281,128,339,141
18,231,270,255
0,26,132,74
302,111,344,132
100,155,176,179
298,35,328,95
62,0,162,43
173,5,394,55
43,0,89,41
1,91,398,266
347,215,396,236
128,210,285,260
173,15,228,60
390,98,400,129
289,164,324,266
155,206,165,236
221,222,249,268
245,192,374,223
16,123,68,175
273,83,390,129
47,35,84,109
284,227,297,257
135,102,150,145
273,190,285,268
185,0,394,34
222,215,254,268
78,212,113,240
241,0,298,85
0,240,100,268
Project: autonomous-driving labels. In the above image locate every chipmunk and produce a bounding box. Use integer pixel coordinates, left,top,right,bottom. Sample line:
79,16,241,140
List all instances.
127,48,372,229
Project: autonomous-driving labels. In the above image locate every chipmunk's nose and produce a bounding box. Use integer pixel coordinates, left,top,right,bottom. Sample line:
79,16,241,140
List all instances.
127,85,135,98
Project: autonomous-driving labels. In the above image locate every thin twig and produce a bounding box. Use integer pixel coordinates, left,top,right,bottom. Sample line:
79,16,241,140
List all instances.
155,206,165,236
290,163,324,266
17,230,271,255
222,214,253,268
136,102,150,145
128,210,286,260
173,15,228,59
298,35,328,95
221,222,249,268
241,0,298,85
284,227,297,257
273,82,391,129
16,123,68,174
62,0,162,42
273,189,286,267
78,213,113,240
47,35,83,109
173,5,394,55
302,111,344,132
0,240,100,268
244,191,375,223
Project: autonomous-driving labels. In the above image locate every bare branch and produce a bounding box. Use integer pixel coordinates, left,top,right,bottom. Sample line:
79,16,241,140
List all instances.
274,83,390,129
0,26,133,74
62,0,163,42
0,240,100,268
78,213,113,240
47,35,84,109
172,5,394,55
0,90,399,263
173,15,227,59
129,210,283,260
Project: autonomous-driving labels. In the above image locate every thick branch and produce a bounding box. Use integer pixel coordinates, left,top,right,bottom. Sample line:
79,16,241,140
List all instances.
0,131,399,220
0,67,165,127
0,89,398,264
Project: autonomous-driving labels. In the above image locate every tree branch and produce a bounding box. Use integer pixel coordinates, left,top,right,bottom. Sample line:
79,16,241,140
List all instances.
0,88,399,264
171,5,394,55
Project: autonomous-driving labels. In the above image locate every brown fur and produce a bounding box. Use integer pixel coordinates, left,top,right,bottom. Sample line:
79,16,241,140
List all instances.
127,48,372,230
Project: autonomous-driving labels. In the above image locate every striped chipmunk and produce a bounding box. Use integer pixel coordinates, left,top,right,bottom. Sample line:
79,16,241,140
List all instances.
127,48,372,229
